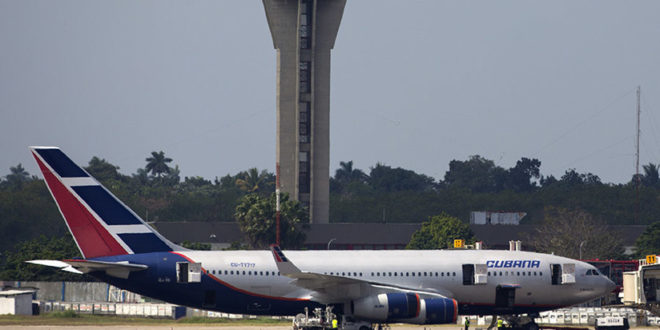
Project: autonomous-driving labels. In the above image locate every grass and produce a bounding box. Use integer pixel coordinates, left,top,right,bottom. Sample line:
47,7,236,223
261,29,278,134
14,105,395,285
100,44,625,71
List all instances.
0,314,291,326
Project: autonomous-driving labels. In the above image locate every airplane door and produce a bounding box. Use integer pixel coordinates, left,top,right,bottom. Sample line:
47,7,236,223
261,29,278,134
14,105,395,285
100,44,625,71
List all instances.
463,264,487,285
551,263,575,285
176,262,202,283
177,262,189,283
551,264,561,285
495,285,515,308
463,264,475,285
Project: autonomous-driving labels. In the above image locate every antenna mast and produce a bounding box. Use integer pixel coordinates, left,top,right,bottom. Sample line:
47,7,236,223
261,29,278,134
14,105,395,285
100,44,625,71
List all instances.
636,86,641,181
635,86,641,224
276,163,281,245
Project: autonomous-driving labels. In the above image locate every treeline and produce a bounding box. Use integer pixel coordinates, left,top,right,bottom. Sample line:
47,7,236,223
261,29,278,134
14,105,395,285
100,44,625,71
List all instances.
2,152,660,255
330,157,660,225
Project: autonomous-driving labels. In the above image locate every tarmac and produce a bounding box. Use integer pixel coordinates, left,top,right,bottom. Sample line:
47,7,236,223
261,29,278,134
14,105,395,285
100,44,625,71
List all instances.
0,326,462,330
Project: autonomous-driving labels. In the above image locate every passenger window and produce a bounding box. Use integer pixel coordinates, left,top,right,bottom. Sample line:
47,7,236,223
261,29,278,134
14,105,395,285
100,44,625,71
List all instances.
230,270,234,275
243,271,246,275
453,272,456,276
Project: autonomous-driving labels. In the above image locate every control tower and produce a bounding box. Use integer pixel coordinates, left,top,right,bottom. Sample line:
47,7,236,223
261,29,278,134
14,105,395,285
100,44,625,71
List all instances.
263,0,346,224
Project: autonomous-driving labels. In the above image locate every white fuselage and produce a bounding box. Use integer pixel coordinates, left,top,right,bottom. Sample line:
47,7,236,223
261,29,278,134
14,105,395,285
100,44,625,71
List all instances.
179,248,614,309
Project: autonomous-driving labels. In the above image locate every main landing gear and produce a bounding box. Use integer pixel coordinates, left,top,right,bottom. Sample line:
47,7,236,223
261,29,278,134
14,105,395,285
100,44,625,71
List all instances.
501,314,540,330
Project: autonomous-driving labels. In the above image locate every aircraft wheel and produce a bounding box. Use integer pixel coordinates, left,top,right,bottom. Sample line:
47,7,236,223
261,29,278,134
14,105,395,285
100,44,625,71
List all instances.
525,322,539,330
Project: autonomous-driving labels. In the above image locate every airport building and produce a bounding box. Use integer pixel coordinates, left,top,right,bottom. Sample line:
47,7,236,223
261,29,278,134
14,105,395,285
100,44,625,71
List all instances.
262,0,347,224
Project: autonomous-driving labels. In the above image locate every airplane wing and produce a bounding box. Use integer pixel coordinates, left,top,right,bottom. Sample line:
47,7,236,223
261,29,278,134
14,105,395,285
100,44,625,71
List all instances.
27,259,148,279
269,245,453,304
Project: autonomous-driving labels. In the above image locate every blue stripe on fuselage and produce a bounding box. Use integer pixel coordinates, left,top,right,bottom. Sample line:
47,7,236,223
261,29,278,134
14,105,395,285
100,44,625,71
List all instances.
92,252,318,316
35,149,89,178
72,186,142,225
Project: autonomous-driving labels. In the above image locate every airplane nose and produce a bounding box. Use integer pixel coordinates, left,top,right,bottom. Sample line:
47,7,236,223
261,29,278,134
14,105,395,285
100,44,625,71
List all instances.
605,278,616,292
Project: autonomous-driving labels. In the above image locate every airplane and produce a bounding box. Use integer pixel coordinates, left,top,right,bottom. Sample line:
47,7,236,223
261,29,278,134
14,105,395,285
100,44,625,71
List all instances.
26,146,615,329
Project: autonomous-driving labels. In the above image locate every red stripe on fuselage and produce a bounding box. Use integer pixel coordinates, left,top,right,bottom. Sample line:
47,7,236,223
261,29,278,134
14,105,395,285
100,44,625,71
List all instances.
34,153,128,258
169,251,309,302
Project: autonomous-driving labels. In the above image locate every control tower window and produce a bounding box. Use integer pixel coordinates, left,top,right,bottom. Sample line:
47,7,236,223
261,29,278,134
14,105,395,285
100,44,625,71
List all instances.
300,81,310,93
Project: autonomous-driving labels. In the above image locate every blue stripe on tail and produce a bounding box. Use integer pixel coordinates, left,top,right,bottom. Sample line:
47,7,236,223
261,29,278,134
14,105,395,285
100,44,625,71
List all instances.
35,149,89,178
72,186,142,225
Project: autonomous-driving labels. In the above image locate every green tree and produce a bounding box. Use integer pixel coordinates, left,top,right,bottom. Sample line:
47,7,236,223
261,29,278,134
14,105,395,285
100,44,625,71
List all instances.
145,151,173,178
560,169,601,186
85,157,121,182
235,192,308,249
369,163,436,192
635,221,660,257
0,235,92,281
235,168,274,194
528,207,623,259
181,241,212,250
641,163,660,187
444,155,506,193
4,164,32,189
407,213,475,249
505,157,541,192
335,161,368,184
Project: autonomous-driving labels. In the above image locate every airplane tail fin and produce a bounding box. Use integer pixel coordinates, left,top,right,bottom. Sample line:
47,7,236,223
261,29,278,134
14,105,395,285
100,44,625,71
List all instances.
30,146,182,259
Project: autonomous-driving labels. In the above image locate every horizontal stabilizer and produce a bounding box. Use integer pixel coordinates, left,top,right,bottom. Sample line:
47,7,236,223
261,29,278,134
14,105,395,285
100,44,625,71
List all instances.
27,259,148,279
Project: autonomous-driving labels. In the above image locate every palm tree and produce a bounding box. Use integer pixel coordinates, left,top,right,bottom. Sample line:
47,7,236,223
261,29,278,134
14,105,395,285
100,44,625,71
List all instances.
5,163,31,188
334,161,367,184
145,151,172,178
642,163,660,187
235,168,273,193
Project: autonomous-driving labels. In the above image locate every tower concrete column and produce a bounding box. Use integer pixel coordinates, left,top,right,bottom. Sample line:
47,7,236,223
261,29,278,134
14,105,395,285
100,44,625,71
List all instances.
263,0,346,224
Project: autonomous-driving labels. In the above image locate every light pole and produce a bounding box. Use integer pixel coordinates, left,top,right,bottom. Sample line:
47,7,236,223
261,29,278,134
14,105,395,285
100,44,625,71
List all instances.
327,238,337,250
579,241,586,260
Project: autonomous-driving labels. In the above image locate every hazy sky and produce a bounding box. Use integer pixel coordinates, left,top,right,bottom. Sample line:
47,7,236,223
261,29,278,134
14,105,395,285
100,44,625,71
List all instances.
2,1,660,184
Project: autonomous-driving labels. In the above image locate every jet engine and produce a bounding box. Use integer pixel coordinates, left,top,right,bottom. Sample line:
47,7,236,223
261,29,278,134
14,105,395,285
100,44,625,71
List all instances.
352,293,457,324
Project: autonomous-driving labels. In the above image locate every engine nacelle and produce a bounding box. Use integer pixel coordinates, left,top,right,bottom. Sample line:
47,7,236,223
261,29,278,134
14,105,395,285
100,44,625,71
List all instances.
353,293,457,324
353,293,419,322
408,297,458,324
